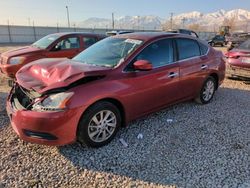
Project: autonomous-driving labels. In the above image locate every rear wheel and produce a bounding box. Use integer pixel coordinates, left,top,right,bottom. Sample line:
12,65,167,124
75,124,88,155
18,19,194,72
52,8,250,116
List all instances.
77,101,121,147
195,76,216,104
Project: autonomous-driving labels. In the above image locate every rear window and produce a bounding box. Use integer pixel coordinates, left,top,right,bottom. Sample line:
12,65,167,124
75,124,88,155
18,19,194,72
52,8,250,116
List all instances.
176,38,200,60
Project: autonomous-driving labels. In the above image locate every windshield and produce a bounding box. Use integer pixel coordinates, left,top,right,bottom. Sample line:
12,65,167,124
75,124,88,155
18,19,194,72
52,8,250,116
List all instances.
32,34,60,49
238,39,250,50
73,37,143,68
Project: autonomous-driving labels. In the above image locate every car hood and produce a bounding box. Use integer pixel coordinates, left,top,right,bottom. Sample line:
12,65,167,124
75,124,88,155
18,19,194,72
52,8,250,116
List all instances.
16,58,111,94
1,46,43,57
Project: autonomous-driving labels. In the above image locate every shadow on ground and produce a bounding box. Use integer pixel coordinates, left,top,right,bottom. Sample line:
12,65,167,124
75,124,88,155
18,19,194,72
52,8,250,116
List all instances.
58,87,250,186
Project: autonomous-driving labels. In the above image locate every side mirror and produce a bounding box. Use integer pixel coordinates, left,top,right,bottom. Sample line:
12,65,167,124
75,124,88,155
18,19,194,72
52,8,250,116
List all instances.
133,60,153,71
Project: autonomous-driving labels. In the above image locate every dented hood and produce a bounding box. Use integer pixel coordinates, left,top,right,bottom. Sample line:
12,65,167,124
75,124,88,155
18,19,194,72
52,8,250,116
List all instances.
16,58,111,93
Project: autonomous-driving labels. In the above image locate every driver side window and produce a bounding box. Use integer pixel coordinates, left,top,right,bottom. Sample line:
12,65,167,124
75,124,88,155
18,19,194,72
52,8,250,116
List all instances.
126,39,174,71
53,37,80,51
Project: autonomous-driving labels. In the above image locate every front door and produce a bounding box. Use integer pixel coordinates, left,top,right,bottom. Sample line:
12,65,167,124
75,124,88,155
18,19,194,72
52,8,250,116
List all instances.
46,36,81,59
122,38,181,118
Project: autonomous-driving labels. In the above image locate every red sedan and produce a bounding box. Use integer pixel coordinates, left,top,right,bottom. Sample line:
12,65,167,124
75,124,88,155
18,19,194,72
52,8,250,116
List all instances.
7,32,225,147
225,39,250,79
0,32,105,79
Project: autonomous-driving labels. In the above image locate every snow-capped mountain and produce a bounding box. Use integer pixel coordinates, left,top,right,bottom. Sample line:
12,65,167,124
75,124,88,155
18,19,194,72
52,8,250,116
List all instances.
173,9,250,27
79,9,250,31
79,15,163,30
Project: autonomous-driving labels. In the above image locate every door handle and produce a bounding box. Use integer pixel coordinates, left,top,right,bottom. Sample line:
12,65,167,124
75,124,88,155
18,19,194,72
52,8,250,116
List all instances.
168,72,179,78
201,65,208,70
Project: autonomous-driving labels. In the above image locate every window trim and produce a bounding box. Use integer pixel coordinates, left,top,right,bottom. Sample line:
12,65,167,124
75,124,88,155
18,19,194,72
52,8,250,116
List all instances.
122,37,210,73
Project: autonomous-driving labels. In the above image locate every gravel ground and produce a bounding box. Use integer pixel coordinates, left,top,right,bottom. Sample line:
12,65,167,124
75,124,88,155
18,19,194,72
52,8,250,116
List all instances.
0,46,250,187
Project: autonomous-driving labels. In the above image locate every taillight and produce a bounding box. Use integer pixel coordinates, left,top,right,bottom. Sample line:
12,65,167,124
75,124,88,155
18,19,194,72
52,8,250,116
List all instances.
225,52,239,59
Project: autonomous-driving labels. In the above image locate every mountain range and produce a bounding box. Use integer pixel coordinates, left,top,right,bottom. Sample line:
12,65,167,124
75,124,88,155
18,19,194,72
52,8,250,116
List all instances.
79,9,250,31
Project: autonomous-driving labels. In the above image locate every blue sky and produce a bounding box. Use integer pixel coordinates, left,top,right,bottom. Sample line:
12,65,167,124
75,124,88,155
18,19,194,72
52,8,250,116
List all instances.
1,0,250,26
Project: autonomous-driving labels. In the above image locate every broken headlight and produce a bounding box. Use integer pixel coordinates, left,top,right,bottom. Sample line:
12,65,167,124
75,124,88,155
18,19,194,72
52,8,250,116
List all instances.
32,92,74,112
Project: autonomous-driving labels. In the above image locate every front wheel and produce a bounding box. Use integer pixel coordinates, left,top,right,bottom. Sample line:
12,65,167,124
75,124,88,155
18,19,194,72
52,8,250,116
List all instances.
195,76,216,104
77,101,121,147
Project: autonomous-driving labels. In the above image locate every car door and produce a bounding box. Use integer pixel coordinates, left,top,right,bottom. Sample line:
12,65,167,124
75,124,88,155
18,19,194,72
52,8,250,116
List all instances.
46,35,81,59
176,38,209,99
122,38,181,118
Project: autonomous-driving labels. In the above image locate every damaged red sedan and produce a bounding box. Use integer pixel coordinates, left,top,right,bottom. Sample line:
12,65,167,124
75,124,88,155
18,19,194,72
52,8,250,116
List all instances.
7,32,225,147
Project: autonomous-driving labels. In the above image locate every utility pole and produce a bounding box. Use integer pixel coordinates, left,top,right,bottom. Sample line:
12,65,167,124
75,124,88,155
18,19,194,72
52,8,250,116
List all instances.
66,6,70,28
57,22,59,32
181,17,186,29
112,12,115,29
7,20,12,43
33,21,37,41
170,12,174,30
28,17,31,26
137,16,140,30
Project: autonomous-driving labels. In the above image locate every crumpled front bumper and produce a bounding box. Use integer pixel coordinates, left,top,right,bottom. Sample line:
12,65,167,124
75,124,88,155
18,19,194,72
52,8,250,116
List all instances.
6,87,85,146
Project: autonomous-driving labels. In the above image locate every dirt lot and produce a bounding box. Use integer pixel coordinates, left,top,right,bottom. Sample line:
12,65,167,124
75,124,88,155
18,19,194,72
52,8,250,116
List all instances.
0,46,249,188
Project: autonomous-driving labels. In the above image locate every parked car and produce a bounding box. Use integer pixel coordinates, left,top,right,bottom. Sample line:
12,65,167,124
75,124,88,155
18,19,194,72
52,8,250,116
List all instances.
167,29,199,38
106,30,133,36
208,35,226,47
226,32,250,51
0,32,106,80
7,32,225,147
225,39,250,79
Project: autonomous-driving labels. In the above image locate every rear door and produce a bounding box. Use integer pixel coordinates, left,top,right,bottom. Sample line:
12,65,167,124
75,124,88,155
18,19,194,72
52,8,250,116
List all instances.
176,38,209,98
46,35,81,59
122,38,181,117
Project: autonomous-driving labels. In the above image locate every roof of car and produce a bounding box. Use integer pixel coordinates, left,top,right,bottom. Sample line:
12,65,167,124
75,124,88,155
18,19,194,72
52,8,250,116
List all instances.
114,32,183,41
49,32,106,37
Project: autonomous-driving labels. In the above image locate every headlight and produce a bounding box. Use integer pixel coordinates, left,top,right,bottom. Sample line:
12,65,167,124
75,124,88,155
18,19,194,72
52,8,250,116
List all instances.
32,92,74,112
9,57,25,65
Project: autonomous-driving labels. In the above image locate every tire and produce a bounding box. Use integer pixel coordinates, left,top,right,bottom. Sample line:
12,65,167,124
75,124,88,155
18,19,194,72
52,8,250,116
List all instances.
211,42,215,47
77,101,121,148
195,76,216,104
221,43,224,47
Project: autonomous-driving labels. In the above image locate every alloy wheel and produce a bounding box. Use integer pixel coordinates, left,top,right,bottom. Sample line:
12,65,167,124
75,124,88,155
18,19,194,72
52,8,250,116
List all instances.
202,80,215,102
88,110,117,143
